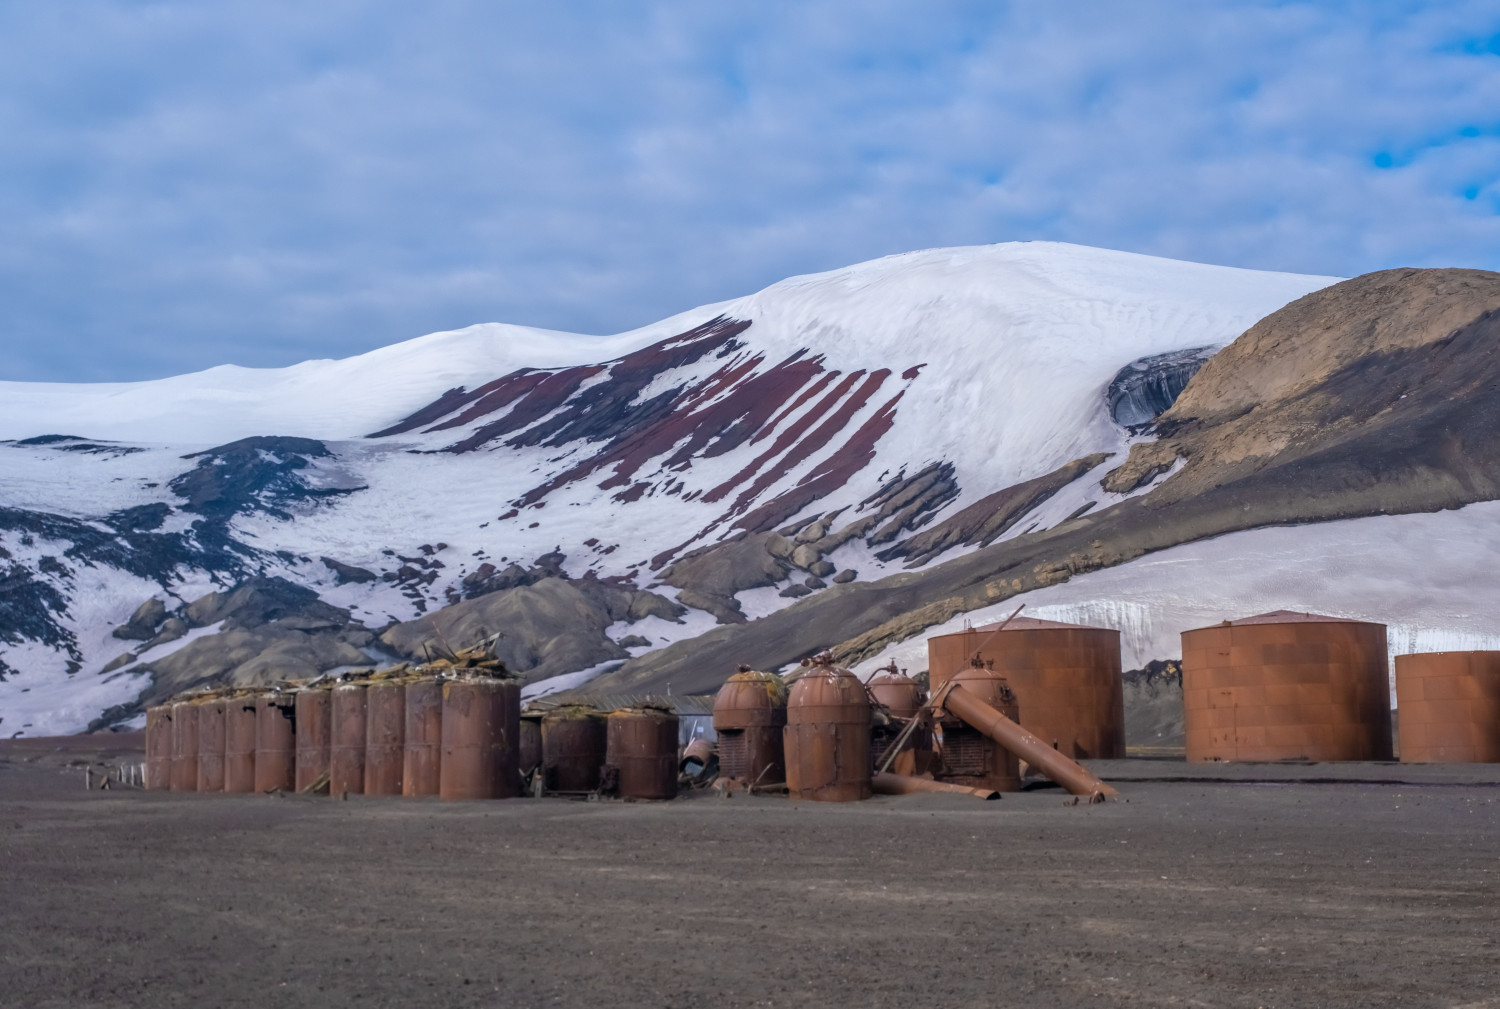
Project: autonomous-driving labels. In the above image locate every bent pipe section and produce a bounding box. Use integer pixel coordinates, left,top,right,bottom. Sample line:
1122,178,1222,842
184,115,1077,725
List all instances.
873,771,998,800
941,684,1117,799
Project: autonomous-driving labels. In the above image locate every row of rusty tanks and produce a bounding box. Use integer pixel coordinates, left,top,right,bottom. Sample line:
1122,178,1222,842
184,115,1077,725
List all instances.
519,703,682,800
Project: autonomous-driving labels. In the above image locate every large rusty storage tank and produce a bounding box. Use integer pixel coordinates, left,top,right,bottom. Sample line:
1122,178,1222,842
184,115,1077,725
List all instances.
1182,611,1392,762
604,706,679,800
1394,652,1500,763
928,616,1124,760
784,660,872,802
936,662,1022,792
224,695,259,793
196,697,227,792
145,706,172,790
712,669,788,786
439,676,520,800
541,706,607,793
868,666,929,773
255,693,297,792
403,678,443,797
330,681,368,795
294,684,333,793
169,700,200,792
365,679,406,795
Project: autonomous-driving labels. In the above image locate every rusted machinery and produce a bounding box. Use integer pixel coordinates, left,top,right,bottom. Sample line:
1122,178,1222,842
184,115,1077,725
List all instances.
712,668,788,787
785,657,871,802
145,705,172,790
365,679,406,795
196,697,227,792
169,700,199,792
330,681,368,795
1181,611,1392,762
868,664,930,776
224,695,259,793
603,706,679,800
439,676,521,800
255,692,297,793
935,661,1022,792
541,706,607,793
1394,652,1500,763
928,616,1125,759
403,678,443,797
295,683,333,793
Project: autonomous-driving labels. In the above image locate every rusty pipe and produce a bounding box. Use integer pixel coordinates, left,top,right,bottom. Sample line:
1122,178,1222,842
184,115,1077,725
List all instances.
872,771,998,800
941,683,1116,799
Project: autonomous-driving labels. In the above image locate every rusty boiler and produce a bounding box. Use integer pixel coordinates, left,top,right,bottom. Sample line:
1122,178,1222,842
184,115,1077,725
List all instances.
604,706,679,800
1395,652,1500,763
145,706,172,790
541,706,607,793
224,694,259,793
365,679,407,795
403,678,443,797
169,699,200,792
196,697,227,792
784,659,871,802
439,676,521,800
935,661,1022,792
255,692,297,793
294,683,333,793
868,665,930,775
712,668,788,786
330,681,368,795
928,616,1124,760
1182,611,1392,762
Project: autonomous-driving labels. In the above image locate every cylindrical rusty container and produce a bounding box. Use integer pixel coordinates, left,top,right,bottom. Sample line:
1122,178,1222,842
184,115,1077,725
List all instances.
519,714,543,777
224,696,259,793
604,707,679,800
254,693,297,793
145,706,172,790
403,678,443,797
784,664,871,802
439,677,520,800
868,668,931,772
936,663,1022,792
928,617,1124,759
294,684,333,793
365,680,406,795
1182,611,1391,762
1394,652,1500,763
196,697,227,792
330,682,368,796
169,700,200,792
712,669,787,786
541,706,607,793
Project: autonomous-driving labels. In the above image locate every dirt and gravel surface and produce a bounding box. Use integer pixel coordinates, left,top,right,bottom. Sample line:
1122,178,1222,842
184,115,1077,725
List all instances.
3,736,1499,1008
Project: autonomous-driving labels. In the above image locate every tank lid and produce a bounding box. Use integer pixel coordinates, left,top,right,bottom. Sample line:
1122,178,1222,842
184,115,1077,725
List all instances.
960,615,1112,633
1211,610,1377,627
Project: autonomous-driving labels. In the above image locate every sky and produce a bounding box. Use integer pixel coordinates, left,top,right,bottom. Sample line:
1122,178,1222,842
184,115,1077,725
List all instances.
1,1,1497,383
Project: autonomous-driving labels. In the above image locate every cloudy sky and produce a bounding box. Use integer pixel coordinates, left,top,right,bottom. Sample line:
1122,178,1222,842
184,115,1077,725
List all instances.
2,1,1497,382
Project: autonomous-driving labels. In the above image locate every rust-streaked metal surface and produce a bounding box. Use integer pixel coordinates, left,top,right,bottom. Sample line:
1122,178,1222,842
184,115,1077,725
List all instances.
1181,612,1392,763
254,694,297,793
196,698,227,792
941,683,1116,799
712,669,787,785
403,678,443,797
872,771,998,800
294,686,333,793
868,668,932,773
439,678,520,801
541,706,607,793
869,671,925,718
927,616,1125,759
224,696,259,793
330,682,368,795
169,701,199,792
936,663,1021,792
604,707,679,800
1395,651,1500,763
784,664,871,802
145,706,171,790
680,737,715,772
519,716,542,776
364,680,406,795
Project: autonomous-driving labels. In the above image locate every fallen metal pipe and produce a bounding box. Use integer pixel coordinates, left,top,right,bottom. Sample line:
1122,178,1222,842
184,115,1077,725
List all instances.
873,771,998,800
941,684,1117,800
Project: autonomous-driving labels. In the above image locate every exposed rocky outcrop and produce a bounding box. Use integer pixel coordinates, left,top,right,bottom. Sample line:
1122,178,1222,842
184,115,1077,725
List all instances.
112,598,167,641
321,557,377,585
1122,659,1185,748
655,532,791,624
1107,347,1215,427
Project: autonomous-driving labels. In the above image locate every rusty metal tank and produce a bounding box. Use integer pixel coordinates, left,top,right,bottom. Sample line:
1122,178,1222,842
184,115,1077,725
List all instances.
928,616,1124,760
868,666,930,774
294,684,332,793
169,700,200,792
403,678,443,797
784,660,872,802
330,681,368,795
254,693,297,792
604,706,679,800
712,668,787,786
224,695,259,793
1394,652,1500,763
145,706,172,790
365,679,406,795
196,697,227,792
541,706,607,793
1182,611,1392,762
439,676,521,800
519,713,543,778
936,662,1022,792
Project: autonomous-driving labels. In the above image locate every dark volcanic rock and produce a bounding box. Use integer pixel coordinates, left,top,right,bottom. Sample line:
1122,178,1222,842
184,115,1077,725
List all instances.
832,569,857,584
321,557,377,585
617,634,652,649
779,584,812,599
1123,659,1185,748
1107,347,1215,427
184,577,350,632
170,436,365,522
656,532,791,624
112,598,167,641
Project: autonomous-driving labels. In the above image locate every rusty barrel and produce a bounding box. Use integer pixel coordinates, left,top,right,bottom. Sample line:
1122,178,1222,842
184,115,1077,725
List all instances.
541,706,607,793
604,707,679,800
712,669,787,786
403,678,443,797
365,680,406,795
294,685,333,793
1395,652,1500,763
330,682,368,795
936,664,1022,792
224,696,259,793
784,665,871,802
145,706,172,790
169,700,200,792
255,693,297,793
519,714,543,777
196,697,227,792
439,677,520,800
